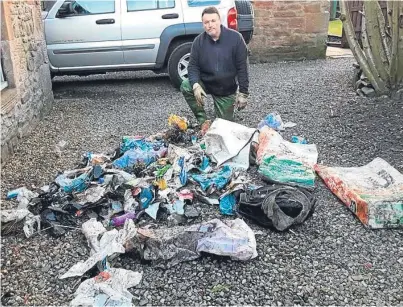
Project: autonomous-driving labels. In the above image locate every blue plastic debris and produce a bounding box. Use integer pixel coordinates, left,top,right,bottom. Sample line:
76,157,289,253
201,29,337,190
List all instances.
257,112,284,131
139,187,153,209
112,145,167,170
6,188,25,199
55,173,90,193
120,136,165,154
291,136,308,144
219,194,236,215
200,156,210,172
191,165,233,191
178,156,188,186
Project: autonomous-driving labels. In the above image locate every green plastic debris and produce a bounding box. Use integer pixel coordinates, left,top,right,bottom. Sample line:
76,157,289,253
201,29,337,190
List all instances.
258,155,316,188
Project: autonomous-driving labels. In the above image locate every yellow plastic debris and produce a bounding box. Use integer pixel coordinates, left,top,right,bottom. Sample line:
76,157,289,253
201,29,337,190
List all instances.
168,114,188,131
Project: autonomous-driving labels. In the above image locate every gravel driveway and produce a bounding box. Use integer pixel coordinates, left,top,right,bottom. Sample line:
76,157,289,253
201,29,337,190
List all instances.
1,58,403,306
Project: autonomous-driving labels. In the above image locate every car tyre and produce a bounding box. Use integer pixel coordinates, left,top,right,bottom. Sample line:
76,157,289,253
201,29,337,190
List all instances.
235,0,254,44
168,42,192,89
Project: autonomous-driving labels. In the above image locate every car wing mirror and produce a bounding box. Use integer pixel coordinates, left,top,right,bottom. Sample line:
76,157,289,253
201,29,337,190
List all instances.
56,2,74,18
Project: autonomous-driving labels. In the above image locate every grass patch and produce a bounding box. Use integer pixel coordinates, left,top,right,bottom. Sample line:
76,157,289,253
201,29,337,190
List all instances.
328,19,343,37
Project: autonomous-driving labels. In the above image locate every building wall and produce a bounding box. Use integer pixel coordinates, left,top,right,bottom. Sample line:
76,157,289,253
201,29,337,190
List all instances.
1,0,54,164
249,0,330,63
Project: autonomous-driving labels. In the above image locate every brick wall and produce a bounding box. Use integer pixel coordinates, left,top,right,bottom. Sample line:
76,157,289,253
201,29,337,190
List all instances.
1,0,54,164
249,0,330,63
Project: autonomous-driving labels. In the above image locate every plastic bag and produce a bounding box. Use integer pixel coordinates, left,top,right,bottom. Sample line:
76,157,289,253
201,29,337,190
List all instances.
191,165,233,192
315,157,403,229
258,155,316,188
257,112,284,131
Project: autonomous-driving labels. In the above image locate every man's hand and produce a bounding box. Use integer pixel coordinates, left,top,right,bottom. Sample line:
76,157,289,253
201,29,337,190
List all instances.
235,92,248,110
193,83,207,107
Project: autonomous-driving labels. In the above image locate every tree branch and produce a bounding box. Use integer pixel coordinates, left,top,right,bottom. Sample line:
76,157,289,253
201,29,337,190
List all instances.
339,0,388,94
376,0,391,65
361,14,382,83
397,2,403,86
389,0,399,87
363,0,390,87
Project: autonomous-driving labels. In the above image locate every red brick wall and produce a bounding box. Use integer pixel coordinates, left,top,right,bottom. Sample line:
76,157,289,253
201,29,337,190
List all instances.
249,0,330,63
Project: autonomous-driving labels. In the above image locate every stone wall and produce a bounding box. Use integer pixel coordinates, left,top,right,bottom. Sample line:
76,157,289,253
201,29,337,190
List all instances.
249,0,330,63
1,0,54,164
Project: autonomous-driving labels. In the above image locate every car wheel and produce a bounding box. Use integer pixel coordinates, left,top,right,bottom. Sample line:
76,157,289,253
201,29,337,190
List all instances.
241,30,254,44
235,0,254,44
168,42,192,89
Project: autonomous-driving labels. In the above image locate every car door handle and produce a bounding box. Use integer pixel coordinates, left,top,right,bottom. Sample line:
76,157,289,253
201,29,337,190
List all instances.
161,13,179,19
96,18,115,25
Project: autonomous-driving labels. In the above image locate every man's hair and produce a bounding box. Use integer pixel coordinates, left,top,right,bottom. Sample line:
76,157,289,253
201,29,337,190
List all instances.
202,6,220,18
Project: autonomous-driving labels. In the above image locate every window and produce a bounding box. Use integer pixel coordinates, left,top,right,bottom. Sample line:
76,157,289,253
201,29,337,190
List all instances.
60,0,115,16
1,60,8,91
127,0,175,11
187,0,220,7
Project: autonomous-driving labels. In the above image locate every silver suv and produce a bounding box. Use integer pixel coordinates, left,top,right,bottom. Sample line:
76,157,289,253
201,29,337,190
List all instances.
42,0,254,88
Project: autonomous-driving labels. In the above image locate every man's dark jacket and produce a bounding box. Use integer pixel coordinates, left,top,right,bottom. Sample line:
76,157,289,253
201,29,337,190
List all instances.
188,25,249,96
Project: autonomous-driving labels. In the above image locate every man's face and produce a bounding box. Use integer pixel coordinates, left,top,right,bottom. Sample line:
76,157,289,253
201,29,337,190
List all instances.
202,13,221,38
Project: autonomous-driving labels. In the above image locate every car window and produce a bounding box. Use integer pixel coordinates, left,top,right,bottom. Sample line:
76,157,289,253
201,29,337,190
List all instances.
127,0,175,11
63,0,115,15
187,0,220,7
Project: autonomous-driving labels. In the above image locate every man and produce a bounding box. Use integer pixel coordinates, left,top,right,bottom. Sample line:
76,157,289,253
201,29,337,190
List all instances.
180,6,249,128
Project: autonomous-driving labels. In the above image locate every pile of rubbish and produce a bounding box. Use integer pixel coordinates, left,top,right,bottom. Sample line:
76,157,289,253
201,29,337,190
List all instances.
2,112,402,306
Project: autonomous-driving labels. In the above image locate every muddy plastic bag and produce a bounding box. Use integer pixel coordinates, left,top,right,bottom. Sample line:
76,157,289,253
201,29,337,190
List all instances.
70,268,143,307
131,218,257,267
315,157,403,229
205,118,257,170
257,126,318,188
237,185,316,231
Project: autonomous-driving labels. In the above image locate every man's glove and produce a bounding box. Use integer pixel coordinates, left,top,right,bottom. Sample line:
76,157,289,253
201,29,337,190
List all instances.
193,83,207,107
235,92,248,110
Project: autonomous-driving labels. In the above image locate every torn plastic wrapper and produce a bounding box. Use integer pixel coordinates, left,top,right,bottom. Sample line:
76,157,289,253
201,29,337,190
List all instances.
205,119,257,170
86,152,112,165
119,136,166,155
6,187,38,208
315,157,403,229
75,186,106,205
145,202,160,220
112,144,167,171
257,112,285,131
1,209,31,223
219,194,236,215
70,268,143,307
191,165,233,193
23,214,41,238
40,208,78,238
139,187,154,209
60,218,137,279
56,172,90,194
130,218,257,267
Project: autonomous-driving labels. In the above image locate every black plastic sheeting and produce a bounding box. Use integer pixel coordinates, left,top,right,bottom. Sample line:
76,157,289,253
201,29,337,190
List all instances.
236,184,316,231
